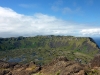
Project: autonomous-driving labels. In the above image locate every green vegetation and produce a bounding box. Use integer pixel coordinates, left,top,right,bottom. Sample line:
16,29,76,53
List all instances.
0,35,99,65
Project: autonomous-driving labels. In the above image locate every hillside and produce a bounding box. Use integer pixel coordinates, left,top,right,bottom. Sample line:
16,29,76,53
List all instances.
0,35,99,65
1,56,100,75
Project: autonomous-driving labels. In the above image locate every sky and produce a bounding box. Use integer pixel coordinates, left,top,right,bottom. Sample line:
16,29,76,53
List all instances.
0,0,100,37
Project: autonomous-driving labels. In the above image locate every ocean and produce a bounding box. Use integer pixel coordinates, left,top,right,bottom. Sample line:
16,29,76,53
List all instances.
92,37,100,48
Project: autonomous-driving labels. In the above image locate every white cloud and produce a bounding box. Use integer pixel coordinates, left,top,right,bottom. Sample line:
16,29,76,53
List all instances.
0,6,100,37
80,29,100,36
51,0,82,15
62,7,82,14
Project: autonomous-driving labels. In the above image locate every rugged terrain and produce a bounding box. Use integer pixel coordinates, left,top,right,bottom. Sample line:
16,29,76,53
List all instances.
0,35,100,75
1,55,100,75
0,36,99,65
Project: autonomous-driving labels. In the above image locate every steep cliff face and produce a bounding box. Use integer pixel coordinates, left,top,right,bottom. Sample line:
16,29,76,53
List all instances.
0,36,99,50
0,36,99,65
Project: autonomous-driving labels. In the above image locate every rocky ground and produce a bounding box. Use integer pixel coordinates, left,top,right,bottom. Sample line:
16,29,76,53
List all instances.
0,60,41,75
39,56,86,75
0,55,100,75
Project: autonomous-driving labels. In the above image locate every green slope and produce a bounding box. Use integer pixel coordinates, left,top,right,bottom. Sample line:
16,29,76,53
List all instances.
0,35,99,65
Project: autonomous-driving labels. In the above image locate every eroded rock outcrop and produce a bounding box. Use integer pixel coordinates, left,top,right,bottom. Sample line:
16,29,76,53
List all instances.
0,60,41,75
40,56,86,75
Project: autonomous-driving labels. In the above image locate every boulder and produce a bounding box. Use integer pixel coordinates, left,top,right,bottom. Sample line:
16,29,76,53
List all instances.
40,56,86,75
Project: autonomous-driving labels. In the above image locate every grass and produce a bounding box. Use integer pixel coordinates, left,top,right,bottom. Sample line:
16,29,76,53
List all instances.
0,36,99,65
